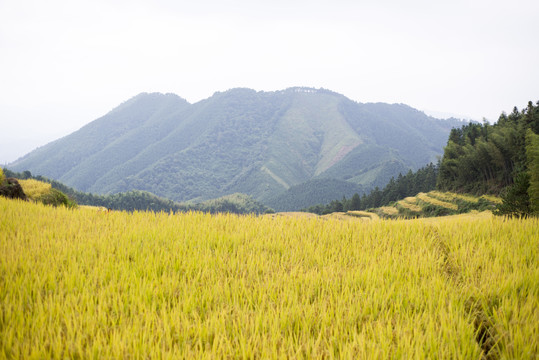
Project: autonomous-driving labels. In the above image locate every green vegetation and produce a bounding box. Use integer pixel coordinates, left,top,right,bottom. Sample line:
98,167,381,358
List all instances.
195,193,271,214
312,100,539,218
8,88,462,205
17,179,76,208
3,169,271,214
303,163,438,215
527,129,539,214
305,191,500,220
266,178,364,212
37,188,77,208
0,174,77,208
437,100,539,217
374,191,500,219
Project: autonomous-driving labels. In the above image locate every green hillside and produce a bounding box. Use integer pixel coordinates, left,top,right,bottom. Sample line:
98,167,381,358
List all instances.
314,144,409,188
437,100,539,217
12,93,190,183
266,178,365,212
9,87,463,205
299,100,539,217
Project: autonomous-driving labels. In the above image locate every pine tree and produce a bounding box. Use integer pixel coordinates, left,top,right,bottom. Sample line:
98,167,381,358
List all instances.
495,172,531,217
526,129,539,215
350,193,361,211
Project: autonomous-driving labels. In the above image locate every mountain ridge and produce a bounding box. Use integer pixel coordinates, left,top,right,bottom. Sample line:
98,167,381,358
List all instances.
9,87,465,208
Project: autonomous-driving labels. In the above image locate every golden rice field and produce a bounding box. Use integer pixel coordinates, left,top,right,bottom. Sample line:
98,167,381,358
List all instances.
17,179,52,201
429,191,479,204
417,193,458,211
379,191,502,219
1,197,538,358
378,206,399,216
345,211,380,220
397,197,421,213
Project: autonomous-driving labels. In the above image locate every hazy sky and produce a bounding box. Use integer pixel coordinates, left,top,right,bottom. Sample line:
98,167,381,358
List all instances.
1,0,538,165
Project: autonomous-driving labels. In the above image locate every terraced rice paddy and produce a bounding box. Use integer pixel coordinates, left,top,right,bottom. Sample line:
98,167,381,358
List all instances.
417,192,458,210
397,197,422,213
18,179,52,200
376,191,501,219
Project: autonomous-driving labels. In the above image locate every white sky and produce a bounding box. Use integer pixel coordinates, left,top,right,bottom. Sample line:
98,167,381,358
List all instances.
1,0,538,165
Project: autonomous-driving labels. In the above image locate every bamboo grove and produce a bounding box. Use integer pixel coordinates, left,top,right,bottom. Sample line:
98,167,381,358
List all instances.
437,100,539,216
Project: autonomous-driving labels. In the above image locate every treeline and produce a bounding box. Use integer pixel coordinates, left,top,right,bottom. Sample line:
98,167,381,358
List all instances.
266,178,365,212
194,193,274,215
437,100,539,217
1,169,271,214
303,163,438,215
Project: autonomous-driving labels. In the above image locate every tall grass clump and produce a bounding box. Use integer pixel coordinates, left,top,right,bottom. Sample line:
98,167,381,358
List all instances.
18,179,51,200
17,178,76,208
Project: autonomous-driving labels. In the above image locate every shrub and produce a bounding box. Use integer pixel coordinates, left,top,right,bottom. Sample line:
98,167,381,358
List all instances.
38,188,77,208
18,179,51,201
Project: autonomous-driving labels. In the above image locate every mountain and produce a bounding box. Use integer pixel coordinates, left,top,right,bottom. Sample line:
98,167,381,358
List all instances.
9,87,464,208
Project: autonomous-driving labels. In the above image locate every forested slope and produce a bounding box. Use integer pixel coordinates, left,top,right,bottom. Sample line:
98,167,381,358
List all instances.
307,100,539,218
437,100,539,216
10,88,462,205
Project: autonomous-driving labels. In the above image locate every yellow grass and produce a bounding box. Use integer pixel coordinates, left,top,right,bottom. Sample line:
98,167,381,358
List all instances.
428,191,455,202
453,193,481,203
397,200,421,212
403,196,418,204
418,210,492,223
1,197,537,358
417,192,458,210
429,191,479,204
18,179,52,200
428,191,479,203
346,210,380,220
429,191,502,206
379,206,399,216
480,194,503,204
271,211,319,218
79,205,109,211
322,212,356,221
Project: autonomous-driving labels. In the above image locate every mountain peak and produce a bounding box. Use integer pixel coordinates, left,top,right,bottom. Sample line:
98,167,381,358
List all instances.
108,92,189,116
9,88,463,209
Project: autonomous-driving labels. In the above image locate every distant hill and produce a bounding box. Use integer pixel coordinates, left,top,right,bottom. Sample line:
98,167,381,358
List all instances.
10,87,463,208
266,178,365,212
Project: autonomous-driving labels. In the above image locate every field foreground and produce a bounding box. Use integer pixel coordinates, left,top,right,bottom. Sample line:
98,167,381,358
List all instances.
1,198,538,358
